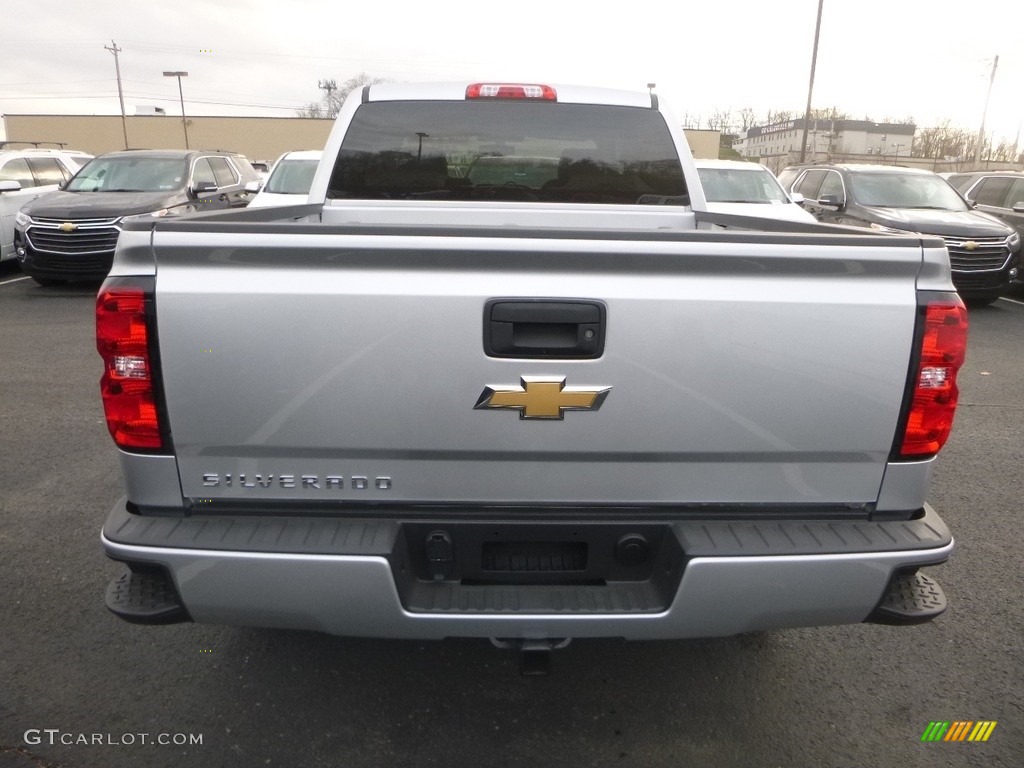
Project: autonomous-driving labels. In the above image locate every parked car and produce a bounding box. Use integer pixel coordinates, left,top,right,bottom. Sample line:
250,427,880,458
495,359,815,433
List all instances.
247,150,322,208
14,149,259,284
695,160,815,223
780,163,1021,303
0,148,93,262
250,160,272,180
944,171,1024,288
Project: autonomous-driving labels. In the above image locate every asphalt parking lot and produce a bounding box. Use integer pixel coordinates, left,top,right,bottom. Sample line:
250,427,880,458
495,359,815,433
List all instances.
1,260,1022,768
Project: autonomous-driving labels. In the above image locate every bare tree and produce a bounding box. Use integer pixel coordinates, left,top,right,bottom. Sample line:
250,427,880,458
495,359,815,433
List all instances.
809,106,849,122
298,72,387,119
763,109,793,126
737,107,757,132
679,111,702,129
876,115,916,126
705,109,732,132
911,120,974,161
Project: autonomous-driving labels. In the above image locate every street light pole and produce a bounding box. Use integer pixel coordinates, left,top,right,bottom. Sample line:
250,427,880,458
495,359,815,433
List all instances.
163,71,190,149
974,55,998,167
799,0,824,163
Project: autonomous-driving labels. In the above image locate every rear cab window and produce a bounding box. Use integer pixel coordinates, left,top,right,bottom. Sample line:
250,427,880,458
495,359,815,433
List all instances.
327,101,687,205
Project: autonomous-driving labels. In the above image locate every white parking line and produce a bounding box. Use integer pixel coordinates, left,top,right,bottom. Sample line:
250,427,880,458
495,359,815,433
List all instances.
0,275,31,286
998,296,1024,307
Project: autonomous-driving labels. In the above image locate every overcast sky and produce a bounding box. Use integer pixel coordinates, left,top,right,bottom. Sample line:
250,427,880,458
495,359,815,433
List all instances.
2,0,1022,146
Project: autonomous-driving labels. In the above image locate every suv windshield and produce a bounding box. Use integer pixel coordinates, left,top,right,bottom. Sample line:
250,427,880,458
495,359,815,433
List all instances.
848,172,969,211
328,101,687,205
66,156,187,193
264,158,319,194
698,167,789,204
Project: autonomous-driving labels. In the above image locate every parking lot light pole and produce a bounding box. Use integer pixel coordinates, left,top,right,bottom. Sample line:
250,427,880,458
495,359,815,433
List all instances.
163,71,190,149
799,0,824,163
974,55,998,167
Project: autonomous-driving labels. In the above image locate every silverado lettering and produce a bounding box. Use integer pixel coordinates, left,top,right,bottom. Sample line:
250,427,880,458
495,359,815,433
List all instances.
200,473,391,490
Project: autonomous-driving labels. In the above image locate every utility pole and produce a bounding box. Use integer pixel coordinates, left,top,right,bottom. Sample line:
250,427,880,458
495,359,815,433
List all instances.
163,72,190,148
105,40,129,149
974,55,998,167
799,0,824,163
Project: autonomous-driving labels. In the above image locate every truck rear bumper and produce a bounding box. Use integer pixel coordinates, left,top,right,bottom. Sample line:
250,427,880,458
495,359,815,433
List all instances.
101,502,954,640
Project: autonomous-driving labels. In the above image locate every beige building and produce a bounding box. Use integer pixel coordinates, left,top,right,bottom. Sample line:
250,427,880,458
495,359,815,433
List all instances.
682,129,721,160
2,114,722,163
1,114,334,164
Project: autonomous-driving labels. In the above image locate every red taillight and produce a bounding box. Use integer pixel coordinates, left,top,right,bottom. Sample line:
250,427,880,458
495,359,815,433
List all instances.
466,83,557,101
97,285,163,450
900,300,969,457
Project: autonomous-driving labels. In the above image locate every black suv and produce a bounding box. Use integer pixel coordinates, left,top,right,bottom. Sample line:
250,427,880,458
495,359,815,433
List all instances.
780,163,1021,303
14,149,259,285
944,171,1024,288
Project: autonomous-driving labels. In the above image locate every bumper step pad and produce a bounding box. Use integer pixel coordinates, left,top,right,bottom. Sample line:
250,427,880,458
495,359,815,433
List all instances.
866,571,947,625
105,569,191,625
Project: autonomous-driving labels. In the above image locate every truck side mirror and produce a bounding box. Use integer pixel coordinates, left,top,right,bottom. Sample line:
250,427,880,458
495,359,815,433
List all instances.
1012,202,1024,213
0,180,22,193
244,180,262,193
789,192,806,206
817,193,845,210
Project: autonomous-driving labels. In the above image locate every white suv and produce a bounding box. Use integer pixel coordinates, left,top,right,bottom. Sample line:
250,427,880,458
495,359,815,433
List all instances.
0,148,93,262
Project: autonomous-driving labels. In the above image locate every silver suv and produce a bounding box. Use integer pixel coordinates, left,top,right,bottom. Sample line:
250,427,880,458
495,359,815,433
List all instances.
0,147,93,262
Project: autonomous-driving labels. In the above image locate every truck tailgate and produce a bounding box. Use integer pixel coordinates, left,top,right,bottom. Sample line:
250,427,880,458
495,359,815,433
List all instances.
151,227,922,509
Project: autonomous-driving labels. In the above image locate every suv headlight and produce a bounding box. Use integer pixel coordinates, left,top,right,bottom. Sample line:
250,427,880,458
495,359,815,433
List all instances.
869,222,913,235
120,207,185,224
14,210,31,228
1007,231,1021,251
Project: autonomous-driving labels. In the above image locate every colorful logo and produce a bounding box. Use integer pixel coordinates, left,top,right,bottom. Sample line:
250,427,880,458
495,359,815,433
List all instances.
921,721,997,742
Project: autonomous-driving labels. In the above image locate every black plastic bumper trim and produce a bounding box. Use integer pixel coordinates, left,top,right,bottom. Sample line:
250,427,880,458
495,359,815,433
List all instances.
104,500,950,559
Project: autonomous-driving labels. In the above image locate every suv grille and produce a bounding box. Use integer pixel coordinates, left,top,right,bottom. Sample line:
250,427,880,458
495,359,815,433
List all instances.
26,250,114,275
26,221,121,255
943,236,1009,272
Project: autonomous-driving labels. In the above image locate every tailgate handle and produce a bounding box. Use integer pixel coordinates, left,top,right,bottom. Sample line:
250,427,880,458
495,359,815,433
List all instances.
484,299,605,359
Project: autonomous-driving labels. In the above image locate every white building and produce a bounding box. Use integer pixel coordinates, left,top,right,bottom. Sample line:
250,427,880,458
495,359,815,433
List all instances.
734,119,917,166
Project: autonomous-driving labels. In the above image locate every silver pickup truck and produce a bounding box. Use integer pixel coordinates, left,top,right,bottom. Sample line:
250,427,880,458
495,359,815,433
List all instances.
98,82,968,664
